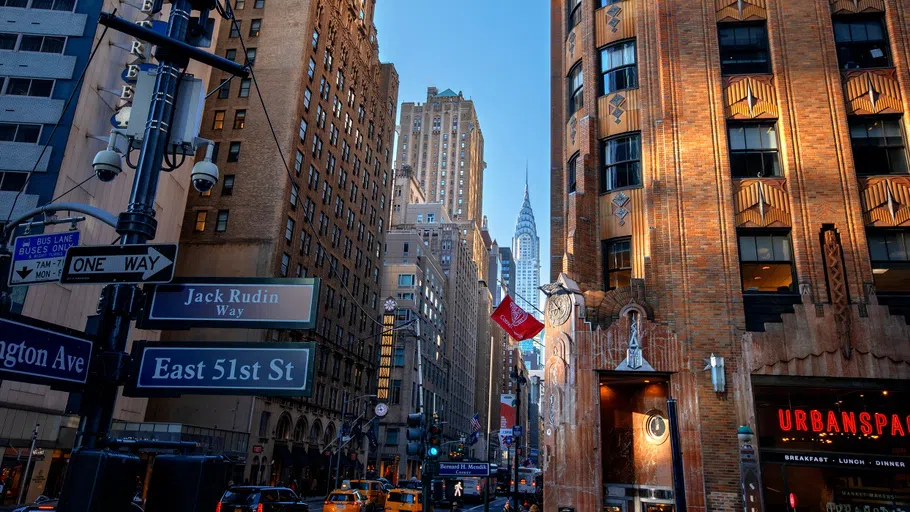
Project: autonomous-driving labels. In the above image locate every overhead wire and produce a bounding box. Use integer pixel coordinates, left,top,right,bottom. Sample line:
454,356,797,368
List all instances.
216,0,385,328
4,16,115,225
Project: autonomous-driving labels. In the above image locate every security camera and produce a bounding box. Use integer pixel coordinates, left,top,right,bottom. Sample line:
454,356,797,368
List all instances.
191,142,219,193
93,131,123,182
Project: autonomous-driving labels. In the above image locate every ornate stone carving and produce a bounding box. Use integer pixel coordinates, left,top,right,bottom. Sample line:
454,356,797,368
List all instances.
606,3,622,32
830,0,885,14
843,69,902,115
546,292,572,327
733,179,791,227
823,228,852,359
615,310,655,371
716,0,767,22
612,190,630,225
723,75,778,119
860,177,910,226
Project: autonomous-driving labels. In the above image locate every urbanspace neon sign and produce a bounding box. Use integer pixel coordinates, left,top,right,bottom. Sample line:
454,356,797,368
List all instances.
777,408,910,437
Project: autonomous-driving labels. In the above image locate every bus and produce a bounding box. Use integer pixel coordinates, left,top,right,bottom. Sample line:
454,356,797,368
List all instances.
516,467,541,497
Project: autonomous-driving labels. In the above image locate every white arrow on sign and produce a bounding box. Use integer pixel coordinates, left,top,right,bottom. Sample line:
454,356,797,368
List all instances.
68,247,173,280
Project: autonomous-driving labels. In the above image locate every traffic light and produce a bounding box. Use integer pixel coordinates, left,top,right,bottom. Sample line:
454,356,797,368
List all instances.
427,424,442,458
406,413,425,457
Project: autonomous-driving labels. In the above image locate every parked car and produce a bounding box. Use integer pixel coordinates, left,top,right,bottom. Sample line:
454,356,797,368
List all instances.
324,490,369,511
12,499,57,512
217,486,309,512
345,479,387,510
385,489,422,512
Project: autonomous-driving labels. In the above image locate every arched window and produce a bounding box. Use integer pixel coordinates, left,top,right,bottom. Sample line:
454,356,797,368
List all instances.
310,420,323,444
324,423,336,445
275,413,292,440
294,417,308,442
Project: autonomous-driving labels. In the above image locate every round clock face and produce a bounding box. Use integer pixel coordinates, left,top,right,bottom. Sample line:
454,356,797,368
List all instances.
383,298,397,312
546,293,572,326
645,412,669,445
375,403,389,418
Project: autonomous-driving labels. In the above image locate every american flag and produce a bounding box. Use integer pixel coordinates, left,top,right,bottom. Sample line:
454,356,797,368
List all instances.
470,413,481,433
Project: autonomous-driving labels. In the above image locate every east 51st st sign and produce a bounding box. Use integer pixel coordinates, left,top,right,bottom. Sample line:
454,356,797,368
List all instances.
140,278,321,330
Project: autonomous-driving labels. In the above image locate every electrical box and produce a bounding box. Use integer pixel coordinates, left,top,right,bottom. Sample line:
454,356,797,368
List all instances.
55,449,141,512
126,69,205,156
145,455,232,512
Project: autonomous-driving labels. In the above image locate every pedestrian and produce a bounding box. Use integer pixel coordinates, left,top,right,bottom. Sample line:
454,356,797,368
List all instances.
310,476,318,497
530,504,541,512
502,500,513,512
290,479,298,493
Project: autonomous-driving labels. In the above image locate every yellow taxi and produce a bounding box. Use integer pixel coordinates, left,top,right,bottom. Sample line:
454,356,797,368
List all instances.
384,489,422,512
323,490,369,511
346,479,387,509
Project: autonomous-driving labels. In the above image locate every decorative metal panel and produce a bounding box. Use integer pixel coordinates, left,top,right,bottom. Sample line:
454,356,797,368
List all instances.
860,177,910,226
830,0,885,14
723,75,778,119
595,0,637,48
715,0,767,22
733,179,792,227
843,69,903,115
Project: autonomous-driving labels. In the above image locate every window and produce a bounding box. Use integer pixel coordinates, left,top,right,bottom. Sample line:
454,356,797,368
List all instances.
258,411,270,437
245,47,256,66
390,379,402,404
5,78,52,97
568,153,578,193
393,346,405,367
229,21,241,38
601,134,641,191
303,88,312,110
280,253,290,277
233,110,246,129
567,0,582,30
194,211,207,232
728,122,781,177
239,78,251,98
285,217,295,243
234,0,244,8
290,183,298,208
294,150,303,175
0,172,27,192
212,111,225,130
0,123,40,143
307,58,316,80
604,238,632,290
385,429,399,446
599,0,622,5
225,49,237,62
222,174,235,195
227,142,241,162
398,274,415,286
254,0,263,7
27,0,75,9
218,81,230,99
868,230,910,292
312,28,319,49
600,40,637,95
249,19,262,37
718,23,771,75
849,117,907,176
738,231,795,292
568,64,583,114
19,35,65,53
299,118,308,141
834,16,891,69
216,210,229,232
0,34,16,50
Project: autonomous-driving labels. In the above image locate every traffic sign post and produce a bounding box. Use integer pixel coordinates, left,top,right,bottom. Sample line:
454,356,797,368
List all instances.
60,244,177,284
125,341,316,397
512,425,523,438
0,315,93,390
139,277,320,329
9,231,81,286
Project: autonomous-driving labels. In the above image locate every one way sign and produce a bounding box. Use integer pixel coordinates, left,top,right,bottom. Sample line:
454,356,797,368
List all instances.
60,244,178,284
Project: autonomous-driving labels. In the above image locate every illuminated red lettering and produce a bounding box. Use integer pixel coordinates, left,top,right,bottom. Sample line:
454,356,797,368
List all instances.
892,414,905,436
810,410,824,432
875,413,888,435
778,409,793,431
842,412,857,434
795,410,808,431
827,411,840,433
860,412,873,435
906,415,910,435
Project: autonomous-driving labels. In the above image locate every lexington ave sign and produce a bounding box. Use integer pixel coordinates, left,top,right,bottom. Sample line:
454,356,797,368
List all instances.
140,278,321,329
0,316,93,389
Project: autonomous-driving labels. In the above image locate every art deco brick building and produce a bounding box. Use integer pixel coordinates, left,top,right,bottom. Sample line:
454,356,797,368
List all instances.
546,1,910,512
145,0,398,488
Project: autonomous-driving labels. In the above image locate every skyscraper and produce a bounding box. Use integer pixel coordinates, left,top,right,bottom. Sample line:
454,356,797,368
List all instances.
513,170,540,319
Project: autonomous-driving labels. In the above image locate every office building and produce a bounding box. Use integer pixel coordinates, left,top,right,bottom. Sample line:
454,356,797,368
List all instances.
546,1,910,511
513,174,541,319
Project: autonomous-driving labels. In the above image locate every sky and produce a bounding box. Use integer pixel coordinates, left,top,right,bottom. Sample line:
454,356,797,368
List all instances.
374,0,552,298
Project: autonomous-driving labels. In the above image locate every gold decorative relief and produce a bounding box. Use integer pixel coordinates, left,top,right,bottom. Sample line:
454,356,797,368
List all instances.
566,109,583,156
723,76,778,119
595,0,636,48
565,26,582,76
598,89,641,139
860,177,910,226
843,69,903,115
733,179,792,227
830,0,884,14
716,0,767,22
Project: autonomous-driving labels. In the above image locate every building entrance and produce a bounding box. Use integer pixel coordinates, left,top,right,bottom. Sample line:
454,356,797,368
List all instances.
604,484,676,512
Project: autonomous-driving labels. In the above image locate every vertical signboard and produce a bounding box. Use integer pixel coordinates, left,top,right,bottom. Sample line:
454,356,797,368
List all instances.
376,309,395,401
500,393,516,443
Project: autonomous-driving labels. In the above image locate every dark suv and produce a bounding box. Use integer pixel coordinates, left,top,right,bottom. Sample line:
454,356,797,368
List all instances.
217,486,309,512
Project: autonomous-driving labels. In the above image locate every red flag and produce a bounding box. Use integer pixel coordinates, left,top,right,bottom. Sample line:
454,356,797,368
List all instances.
491,295,544,341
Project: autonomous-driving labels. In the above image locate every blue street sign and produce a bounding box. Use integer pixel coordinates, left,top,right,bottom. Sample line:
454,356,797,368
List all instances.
139,278,321,330
438,462,491,477
126,341,315,397
503,436,513,446
512,425,523,437
0,316,92,389
9,231,80,286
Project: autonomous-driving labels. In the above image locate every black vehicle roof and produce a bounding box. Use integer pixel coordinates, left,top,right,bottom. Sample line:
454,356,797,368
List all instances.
227,486,294,491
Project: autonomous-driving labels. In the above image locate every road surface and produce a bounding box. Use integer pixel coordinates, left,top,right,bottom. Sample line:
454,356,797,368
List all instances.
304,496,510,511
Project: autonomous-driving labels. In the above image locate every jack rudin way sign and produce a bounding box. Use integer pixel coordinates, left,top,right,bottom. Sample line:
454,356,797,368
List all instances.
126,341,315,397
777,408,910,437
140,278,321,330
